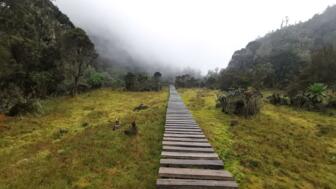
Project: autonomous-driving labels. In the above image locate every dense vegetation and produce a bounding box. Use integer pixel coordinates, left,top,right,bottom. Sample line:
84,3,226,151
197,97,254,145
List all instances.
0,89,168,188
216,88,262,117
0,0,98,115
180,88,336,189
202,6,336,93
124,72,162,91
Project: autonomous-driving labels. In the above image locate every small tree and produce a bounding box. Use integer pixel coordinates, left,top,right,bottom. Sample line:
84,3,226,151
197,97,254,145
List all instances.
124,72,136,91
61,28,96,96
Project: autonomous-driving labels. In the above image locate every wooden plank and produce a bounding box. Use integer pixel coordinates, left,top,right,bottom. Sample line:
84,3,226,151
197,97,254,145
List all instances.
157,179,238,189
165,131,202,134
164,134,205,138
163,146,214,153
160,159,224,169
166,120,196,123
161,151,219,160
159,167,234,181
165,124,198,127
163,141,211,148
165,127,200,130
163,137,207,142
165,126,199,128
165,124,199,127
166,119,195,121
165,124,198,126
165,128,202,132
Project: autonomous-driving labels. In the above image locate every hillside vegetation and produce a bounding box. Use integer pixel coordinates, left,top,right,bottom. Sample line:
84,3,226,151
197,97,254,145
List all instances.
196,6,336,92
0,89,168,188
0,0,97,114
179,88,336,189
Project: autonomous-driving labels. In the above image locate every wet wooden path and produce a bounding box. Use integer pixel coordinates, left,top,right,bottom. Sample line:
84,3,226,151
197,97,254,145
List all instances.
156,86,238,189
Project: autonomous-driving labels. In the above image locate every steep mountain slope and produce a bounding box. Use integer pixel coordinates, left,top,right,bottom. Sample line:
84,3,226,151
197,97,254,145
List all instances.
222,5,336,90
0,0,96,114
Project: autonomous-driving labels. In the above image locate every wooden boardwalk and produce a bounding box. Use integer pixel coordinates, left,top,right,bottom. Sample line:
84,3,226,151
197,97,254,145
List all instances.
156,86,238,189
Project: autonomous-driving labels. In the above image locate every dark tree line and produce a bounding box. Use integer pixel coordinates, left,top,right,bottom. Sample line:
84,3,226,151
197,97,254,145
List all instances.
124,72,162,91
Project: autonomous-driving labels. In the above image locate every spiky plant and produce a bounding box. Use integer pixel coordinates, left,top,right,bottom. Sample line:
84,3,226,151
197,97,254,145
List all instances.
305,83,328,104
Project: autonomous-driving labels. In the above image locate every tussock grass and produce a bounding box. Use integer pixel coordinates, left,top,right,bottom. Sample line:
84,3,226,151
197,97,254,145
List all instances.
179,88,336,189
0,88,168,189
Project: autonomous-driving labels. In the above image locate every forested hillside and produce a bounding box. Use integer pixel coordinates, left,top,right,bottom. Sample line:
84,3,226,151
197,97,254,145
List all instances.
0,0,97,115
214,5,336,91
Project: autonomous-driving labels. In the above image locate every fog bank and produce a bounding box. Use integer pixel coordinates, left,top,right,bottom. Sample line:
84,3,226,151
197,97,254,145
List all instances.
54,0,336,74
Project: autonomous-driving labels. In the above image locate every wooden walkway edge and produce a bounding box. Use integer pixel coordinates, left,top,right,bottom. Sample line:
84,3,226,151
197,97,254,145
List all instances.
156,86,239,189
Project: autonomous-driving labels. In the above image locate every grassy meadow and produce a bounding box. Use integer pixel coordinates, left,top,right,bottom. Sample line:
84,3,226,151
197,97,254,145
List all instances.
0,89,168,189
179,88,336,189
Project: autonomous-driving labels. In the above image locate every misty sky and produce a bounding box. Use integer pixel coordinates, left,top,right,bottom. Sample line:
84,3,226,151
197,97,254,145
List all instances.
54,0,336,74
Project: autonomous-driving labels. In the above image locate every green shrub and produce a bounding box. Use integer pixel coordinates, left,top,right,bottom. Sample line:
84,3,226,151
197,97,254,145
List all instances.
88,71,105,89
305,83,328,104
290,93,314,109
268,93,290,105
216,88,262,116
7,99,43,116
327,93,336,108
287,83,333,111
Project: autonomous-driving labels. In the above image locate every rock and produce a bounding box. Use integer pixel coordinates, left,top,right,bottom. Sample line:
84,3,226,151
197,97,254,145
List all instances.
81,122,89,127
133,104,149,112
57,149,66,155
16,158,30,165
59,128,69,134
230,120,239,127
124,121,138,136
113,119,121,131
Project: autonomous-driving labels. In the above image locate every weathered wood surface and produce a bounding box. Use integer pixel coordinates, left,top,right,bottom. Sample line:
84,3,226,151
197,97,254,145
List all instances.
160,159,224,169
163,146,215,153
156,86,238,189
161,151,219,160
157,179,238,189
163,137,207,142
164,134,206,138
159,167,234,180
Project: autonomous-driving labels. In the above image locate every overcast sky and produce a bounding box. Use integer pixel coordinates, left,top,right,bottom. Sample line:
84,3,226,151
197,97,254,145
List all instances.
54,0,336,74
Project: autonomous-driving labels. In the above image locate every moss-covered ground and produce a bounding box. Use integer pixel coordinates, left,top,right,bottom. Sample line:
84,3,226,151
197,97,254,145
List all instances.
179,88,336,189
0,89,168,189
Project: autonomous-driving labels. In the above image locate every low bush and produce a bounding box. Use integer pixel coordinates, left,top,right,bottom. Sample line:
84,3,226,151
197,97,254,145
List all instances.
88,71,106,89
283,83,333,111
216,88,262,116
268,93,290,105
0,86,43,116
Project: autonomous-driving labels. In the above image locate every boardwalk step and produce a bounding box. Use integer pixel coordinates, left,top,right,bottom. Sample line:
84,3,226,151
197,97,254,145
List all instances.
163,141,211,148
161,151,219,160
163,146,214,153
165,125,199,127
164,134,205,138
159,167,234,180
165,124,198,127
157,179,238,189
166,122,198,125
164,137,207,142
160,159,224,169
165,131,203,135
165,128,202,132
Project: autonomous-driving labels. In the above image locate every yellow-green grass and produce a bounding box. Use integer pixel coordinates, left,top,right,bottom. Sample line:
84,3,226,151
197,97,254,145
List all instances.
0,88,168,189
179,88,336,189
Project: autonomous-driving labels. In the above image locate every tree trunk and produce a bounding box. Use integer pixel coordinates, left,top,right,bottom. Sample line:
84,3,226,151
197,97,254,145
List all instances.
72,76,78,96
